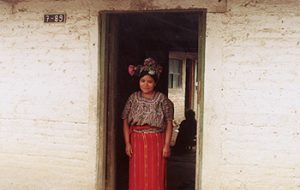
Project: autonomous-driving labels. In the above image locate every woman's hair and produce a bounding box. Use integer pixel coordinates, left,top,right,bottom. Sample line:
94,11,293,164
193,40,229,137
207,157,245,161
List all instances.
139,70,159,83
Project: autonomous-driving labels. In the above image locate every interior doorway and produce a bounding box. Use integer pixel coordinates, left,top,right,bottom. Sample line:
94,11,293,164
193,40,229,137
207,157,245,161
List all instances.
100,10,206,190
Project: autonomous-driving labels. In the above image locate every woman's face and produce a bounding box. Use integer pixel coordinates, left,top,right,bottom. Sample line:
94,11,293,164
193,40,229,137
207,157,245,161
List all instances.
139,74,156,95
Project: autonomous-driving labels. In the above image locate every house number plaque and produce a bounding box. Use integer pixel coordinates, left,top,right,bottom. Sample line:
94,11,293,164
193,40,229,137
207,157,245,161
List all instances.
44,14,66,23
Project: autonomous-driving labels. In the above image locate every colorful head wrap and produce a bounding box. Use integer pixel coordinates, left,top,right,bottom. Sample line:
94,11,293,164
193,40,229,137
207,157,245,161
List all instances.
128,57,163,79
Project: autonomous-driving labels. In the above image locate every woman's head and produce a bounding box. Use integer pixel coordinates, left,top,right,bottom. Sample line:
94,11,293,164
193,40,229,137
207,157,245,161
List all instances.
139,74,157,94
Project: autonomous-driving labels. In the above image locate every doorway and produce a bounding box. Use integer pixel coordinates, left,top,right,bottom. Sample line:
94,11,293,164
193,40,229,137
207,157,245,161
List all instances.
100,10,206,190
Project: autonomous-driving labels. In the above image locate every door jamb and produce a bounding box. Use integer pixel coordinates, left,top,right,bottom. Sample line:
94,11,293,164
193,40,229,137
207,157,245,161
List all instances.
195,11,207,190
97,13,108,190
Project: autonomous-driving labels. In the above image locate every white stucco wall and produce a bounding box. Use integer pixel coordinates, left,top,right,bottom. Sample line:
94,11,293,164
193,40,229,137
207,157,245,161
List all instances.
203,0,300,189
1,0,300,189
0,1,99,190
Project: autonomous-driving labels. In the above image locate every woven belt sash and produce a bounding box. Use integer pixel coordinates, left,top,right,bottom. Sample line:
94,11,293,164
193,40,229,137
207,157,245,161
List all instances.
131,125,164,134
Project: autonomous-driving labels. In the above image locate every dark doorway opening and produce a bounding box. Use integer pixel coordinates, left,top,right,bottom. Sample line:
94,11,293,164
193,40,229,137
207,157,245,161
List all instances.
102,11,204,190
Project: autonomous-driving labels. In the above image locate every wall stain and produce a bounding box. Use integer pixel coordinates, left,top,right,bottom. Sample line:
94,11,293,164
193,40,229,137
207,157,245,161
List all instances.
0,0,19,3
242,0,259,7
129,0,158,10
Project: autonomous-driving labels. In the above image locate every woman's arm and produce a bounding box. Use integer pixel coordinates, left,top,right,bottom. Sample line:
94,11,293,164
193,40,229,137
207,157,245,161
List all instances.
163,120,173,158
123,119,132,157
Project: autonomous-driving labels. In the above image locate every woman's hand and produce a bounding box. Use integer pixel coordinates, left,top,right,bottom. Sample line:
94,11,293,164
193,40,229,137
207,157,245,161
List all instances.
163,144,171,158
125,143,133,157
163,120,173,158
123,119,132,157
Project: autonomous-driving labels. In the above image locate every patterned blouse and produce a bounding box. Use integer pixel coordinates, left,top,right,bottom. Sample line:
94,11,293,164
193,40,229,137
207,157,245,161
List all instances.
122,91,174,129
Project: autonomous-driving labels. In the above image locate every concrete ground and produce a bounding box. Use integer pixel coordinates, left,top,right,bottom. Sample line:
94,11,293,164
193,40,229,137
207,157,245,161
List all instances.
167,149,196,190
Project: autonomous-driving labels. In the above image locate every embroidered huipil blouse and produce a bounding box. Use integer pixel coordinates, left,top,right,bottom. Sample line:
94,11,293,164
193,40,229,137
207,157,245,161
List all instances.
122,91,174,130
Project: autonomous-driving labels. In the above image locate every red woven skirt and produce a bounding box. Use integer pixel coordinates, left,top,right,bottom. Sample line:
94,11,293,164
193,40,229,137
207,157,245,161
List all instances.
129,125,166,190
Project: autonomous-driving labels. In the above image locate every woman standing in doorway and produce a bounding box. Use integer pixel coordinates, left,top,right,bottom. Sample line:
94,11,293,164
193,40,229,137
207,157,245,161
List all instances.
122,58,174,190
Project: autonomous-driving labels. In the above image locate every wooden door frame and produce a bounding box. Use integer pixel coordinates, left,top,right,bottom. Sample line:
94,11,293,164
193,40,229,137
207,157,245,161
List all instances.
97,9,207,190
196,11,206,190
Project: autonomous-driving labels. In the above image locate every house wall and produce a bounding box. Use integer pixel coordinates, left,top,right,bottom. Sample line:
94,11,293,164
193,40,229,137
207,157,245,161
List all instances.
0,1,99,190
203,0,300,189
168,62,186,124
0,0,299,190
168,51,198,124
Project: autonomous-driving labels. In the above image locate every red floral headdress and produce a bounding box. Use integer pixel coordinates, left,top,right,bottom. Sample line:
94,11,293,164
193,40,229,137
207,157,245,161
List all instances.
128,57,163,79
